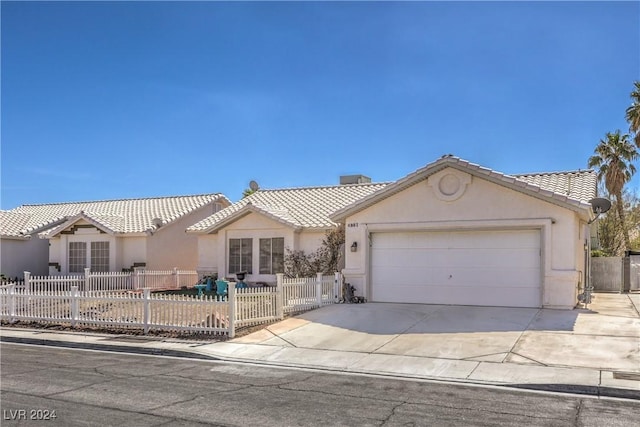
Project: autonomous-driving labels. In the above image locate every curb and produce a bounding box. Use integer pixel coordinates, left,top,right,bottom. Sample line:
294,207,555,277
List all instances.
509,383,640,401
2,335,639,401
0,335,219,361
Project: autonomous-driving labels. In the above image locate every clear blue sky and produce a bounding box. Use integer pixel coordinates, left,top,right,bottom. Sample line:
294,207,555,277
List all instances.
1,1,638,209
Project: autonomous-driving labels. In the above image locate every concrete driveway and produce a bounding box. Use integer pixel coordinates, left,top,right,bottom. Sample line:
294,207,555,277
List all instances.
234,293,640,374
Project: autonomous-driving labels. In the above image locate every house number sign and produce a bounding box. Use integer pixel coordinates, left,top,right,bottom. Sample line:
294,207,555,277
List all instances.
347,223,359,228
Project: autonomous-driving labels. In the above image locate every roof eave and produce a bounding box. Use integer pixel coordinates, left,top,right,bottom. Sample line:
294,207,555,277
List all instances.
41,214,117,238
331,157,595,221
0,234,31,241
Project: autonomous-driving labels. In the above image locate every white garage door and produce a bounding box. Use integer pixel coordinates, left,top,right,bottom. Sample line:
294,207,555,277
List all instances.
370,229,541,308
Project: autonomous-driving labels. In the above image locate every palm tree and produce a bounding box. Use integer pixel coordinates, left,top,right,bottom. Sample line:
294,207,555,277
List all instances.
588,130,638,251
626,81,640,147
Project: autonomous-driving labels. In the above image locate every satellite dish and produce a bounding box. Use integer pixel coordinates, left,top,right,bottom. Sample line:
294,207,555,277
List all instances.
589,198,611,215
249,180,259,191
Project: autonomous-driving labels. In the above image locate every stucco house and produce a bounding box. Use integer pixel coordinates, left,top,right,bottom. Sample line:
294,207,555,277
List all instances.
331,155,597,309
1,210,52,278
1,193,230,276
186,179,388,283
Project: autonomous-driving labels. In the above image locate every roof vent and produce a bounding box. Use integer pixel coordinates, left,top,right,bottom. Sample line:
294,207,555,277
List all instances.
340,175,371,185
152,218,163,228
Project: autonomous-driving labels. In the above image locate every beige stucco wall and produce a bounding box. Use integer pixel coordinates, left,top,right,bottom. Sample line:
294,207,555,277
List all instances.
1,237,50,278
49,238,61,274
197,234,218,276
197,212,330,283
342,168,590,309
120,237,146,270
140,203,225,271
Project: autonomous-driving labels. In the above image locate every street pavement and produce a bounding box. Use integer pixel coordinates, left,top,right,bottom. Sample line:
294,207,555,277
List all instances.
2,292,639,399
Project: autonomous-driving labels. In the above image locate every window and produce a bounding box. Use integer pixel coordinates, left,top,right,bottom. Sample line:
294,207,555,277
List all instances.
91,242,110,272
68,241,110,273
259,238,284,274
68,242,87,273
229,238,252,274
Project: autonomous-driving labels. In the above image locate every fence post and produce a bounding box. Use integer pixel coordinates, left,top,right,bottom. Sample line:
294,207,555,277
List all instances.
228,282,236,338
276,273,284,319
173,267,179,289
316,273,323,307
84,268,91,292
71,286,79,327
8,284,16,324
143,288,150,334
334,272,341,303
134,268,141,290
24,271,31,293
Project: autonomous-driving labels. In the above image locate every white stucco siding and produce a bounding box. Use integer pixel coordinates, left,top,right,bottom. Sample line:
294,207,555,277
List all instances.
51,226,116,274
197,234,218,275
214,213,297,282
342,169,588,309
49,239,61,271
1,238,50,278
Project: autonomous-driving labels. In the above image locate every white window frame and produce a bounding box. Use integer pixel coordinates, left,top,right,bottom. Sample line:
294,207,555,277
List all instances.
259,237,284,274
228,238,253,274
90,241,110,272
68,242,87,273
67,240,111,273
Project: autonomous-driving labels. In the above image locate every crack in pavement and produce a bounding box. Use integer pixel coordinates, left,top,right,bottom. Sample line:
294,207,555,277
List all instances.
573,399,583,427
380,401,406,426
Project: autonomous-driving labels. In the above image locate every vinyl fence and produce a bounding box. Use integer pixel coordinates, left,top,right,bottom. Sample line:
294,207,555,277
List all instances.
1,273,343,338
21,268,199,293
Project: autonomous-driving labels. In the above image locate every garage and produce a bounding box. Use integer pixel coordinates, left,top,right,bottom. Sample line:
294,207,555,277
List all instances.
370,229,542,308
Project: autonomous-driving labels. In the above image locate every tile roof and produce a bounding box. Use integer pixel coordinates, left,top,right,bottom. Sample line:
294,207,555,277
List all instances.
0,211,34,239
1,194,229,238
513,170,597,204
331,155,598,221
187,183,389,233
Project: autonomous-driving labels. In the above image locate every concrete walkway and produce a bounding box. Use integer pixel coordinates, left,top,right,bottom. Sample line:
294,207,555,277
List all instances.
2,293,639,399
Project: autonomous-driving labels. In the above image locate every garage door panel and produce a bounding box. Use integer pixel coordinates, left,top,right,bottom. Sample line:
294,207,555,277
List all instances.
372,247,540,270
374,283,542,308
460,249,540,269
371,229,541,308
373,267,539,288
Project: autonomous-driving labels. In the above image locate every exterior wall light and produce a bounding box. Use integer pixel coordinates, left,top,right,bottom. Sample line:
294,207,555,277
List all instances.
350,242,358,252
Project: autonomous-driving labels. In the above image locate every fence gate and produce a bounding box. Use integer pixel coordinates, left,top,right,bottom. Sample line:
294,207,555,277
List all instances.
591,257,623,292
630,255,640,292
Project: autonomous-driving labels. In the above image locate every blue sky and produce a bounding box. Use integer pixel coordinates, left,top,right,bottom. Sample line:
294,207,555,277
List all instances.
1,1,638,209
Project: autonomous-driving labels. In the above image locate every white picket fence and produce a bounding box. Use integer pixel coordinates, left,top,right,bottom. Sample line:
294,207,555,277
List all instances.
1,273,343,338
21,268,199,293
281,274,336,314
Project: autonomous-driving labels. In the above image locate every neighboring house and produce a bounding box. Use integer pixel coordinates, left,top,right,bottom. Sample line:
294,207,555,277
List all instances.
186,178,388,283
1,194,230,276
330,155,597,309
1,210,51,278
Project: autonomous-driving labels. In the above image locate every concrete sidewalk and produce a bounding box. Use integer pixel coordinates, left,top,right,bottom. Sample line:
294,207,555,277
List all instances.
2,293,639,399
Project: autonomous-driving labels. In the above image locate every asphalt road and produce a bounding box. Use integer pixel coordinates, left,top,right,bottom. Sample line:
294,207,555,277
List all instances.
1,343,638,427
